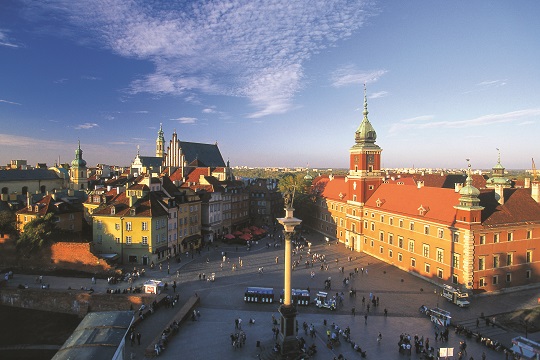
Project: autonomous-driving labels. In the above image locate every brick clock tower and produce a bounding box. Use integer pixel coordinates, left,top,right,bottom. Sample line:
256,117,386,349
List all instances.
348,85,384,205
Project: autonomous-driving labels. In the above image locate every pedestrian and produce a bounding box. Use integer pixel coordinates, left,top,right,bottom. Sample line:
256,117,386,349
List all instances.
377,332,382,343
352,307,356,316
91,276,96,284
130,331,135,346
235,318,239,329
136,332,141,345
173,281,177,293
384,308,388,317
167,263,170,275
476,318,480,328
482,351,486,360
364,313,368,324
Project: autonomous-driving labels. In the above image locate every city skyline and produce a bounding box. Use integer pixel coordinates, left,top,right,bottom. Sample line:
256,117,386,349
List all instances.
1,1,539,170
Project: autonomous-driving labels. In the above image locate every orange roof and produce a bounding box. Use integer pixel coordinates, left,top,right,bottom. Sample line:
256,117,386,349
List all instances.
365,183,460,225
311,175,349,202
184,167,211,184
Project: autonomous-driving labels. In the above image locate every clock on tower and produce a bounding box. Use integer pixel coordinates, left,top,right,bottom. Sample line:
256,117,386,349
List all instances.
367,154,374,164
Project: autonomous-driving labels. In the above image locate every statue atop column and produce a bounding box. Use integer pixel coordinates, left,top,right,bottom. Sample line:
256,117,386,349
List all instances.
283,186,295,210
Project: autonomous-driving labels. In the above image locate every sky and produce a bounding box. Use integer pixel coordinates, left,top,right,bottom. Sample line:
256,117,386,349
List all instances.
1,1,539,170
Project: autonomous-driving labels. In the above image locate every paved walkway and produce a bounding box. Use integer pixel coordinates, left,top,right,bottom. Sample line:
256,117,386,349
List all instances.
4,230,539,359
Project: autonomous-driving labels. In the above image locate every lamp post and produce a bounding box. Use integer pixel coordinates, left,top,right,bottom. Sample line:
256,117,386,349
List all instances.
276,189,302,356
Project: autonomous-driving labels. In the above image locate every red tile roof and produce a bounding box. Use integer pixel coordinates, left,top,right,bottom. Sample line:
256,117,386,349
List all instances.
480,188,540,226
365,183,461,225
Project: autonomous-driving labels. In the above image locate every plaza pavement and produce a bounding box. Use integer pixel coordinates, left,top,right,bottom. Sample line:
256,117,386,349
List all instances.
7,230,540,359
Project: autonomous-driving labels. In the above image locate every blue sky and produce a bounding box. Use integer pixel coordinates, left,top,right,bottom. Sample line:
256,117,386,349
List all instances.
1,1,539,170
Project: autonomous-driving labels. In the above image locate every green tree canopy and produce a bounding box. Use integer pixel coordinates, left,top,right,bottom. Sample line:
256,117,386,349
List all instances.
0,210,16,236
16,213,61,254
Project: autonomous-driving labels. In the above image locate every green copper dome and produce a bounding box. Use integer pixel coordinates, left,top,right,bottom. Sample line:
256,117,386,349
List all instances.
71,141,87,167
351,85,380,150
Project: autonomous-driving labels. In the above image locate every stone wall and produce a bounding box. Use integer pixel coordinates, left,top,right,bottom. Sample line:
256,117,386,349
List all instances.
0,287,151,317
50,242,112,273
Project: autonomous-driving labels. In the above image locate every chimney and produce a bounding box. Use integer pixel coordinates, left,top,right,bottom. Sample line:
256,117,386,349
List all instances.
27,192,32,207
494,184,505,205
524,178,531,189
532,181,540,203
129,195,136,207
107,185,112,191
417,181,424,189
455,183,463,193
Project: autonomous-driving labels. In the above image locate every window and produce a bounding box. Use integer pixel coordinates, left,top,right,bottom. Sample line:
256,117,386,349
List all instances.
126,222,132,231
389,249,393,258
492,275,499,285
506,273,512,283
527,230,532,239
493,255,499,268
97,220,102,230
115,223,120,230
507,232,513,242
425,263,430,274
353,195,357,202
452,274,458,284
453,254,460,269
424,225,429,235
436,248,444,263
370,240,374,247
437,228,444,239
479,278,486,287
142,236,148,245
399,219,403,228
453,232,459,243
156,220,160,229
380,215,385,222
97,235,102,244
371,212,375,218
479,257,485,270
115,237,120,244
398,253,403,262
423,244,430,258
379,231,384,241
527,250,533,263
411,258,416,268
364,221,368,229
370,222,375,231
379,246,384,254
507,253,513,266
479,235,485,245
142,222,148,231
526,270,532,279
398,236,404,249
389,217,394,226
388,234,394,245
437,268,443,279
126,236,132,245
410,222,415,231
408,240,415,253
494,233,499,243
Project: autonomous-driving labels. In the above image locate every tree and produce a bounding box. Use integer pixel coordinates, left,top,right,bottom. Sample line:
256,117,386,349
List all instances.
277,173,314,222
16,213,61,254
0,210,16,236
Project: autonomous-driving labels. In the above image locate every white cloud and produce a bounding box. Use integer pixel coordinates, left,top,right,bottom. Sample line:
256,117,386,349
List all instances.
74,122,99,130
171,117,197,124
369,91,388,99
330,66,388,88
0,99,21,105
202,108,216,114
81,75,101,80
0,29,19,48
389,109,540,133
32,1,377,118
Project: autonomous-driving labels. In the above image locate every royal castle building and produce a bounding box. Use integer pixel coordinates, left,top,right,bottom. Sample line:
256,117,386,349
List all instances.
310,88,540,293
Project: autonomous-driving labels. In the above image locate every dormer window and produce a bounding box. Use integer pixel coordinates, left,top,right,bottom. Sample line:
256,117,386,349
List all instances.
417,205,429,216
111,207,116,215
375,198,385,207
34,205,39,212
130,208,136,216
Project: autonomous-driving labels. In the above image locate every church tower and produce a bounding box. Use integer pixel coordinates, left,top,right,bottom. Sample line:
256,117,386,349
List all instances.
454,161,484,224
485,149,512,204
156,123,165,158
348,85,384,205
70,140,88,190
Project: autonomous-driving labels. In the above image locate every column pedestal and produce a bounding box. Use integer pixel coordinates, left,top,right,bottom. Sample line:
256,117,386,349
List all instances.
278,304,298,355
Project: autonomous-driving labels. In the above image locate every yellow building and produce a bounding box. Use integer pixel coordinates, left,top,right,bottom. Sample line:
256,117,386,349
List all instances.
92,184,168,265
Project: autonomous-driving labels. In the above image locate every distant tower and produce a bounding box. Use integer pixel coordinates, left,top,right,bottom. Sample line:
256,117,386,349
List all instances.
156,123,165,158
70,140,88,190
485,148,512,204
454,160,484,223
348,84,384,205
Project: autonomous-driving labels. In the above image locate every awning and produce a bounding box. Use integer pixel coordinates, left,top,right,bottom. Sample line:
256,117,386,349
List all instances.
181,234,202,244
99,253,119,260
155,246,168,254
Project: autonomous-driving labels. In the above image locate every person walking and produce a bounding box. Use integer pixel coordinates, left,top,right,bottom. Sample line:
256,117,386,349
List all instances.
364,313,368,324
136,332,141,345
352,307,356,317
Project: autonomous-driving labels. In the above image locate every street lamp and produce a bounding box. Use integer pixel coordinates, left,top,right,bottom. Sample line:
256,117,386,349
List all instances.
276,188,302,356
